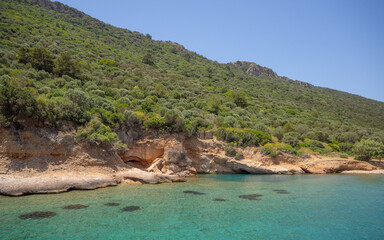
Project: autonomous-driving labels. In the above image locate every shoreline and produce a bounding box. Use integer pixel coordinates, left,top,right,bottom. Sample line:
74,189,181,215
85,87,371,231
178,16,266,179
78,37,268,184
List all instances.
1,169,383,197
1,128,383,197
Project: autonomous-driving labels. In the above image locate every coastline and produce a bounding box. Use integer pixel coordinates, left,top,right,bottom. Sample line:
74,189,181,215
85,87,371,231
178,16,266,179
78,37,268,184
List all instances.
1,168,383,197
1,127,382,196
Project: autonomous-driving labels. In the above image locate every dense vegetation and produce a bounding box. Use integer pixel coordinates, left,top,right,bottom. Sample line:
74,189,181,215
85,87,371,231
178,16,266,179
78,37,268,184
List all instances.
0,0,383,159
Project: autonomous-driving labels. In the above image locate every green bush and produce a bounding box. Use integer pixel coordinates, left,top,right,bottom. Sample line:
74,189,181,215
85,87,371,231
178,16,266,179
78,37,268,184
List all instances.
353,139,384,161
142,112,166,129
328,140,340,152
282,132,300,147
0,83,38,122
76,119,119,146
235,152,244,160
261,143,299,156
215,128,271,147
300,139,330,155
339,142,354,153
225,143,237,157
54,52,80,77
261,145,278,158
272,127,284,141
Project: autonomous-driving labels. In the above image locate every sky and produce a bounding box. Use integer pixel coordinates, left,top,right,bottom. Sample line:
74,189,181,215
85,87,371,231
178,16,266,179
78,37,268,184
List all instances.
56,0,384,102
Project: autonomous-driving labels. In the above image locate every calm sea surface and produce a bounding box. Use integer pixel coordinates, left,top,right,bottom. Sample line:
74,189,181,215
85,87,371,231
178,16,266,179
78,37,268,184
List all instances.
0,174,383,240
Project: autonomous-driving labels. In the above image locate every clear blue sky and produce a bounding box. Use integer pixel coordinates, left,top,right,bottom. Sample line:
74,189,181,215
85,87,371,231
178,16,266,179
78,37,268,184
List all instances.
56,0,384,102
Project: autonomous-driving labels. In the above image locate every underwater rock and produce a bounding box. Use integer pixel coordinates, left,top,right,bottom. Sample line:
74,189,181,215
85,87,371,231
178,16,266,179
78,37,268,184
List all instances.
62,204,88,210
238,194,263,200
273,189,290,194
121,206,140,212
213,198,226,201
183,190,206,195
19,211,56,219
105,203,120,206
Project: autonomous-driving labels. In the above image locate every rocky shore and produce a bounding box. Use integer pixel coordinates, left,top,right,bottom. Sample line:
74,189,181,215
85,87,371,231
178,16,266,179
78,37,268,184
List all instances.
0,127,382,196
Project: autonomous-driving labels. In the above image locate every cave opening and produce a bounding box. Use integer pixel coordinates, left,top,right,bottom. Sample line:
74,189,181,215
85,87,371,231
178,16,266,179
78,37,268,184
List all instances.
123,156,149,169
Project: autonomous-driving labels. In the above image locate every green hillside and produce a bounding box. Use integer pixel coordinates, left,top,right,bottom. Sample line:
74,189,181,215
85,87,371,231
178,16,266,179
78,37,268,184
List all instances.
0,0,383,158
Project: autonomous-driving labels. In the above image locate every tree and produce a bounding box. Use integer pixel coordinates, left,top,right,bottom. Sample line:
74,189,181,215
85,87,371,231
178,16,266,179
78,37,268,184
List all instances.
283,122,295,133
30,47,54,72
353,139,384,161
54,52,80,77
0,83,38,122
17,47,31,64
272,127,284,141
76,119,117,145
142,53,155,65
283,132,300,147
226,90,248,107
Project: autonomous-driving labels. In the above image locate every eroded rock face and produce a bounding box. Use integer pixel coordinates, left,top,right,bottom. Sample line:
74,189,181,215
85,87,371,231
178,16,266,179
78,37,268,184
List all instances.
119,141,165,168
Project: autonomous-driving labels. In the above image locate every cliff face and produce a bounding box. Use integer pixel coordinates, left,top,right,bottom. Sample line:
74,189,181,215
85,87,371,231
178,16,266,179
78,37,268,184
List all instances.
0,126,381,196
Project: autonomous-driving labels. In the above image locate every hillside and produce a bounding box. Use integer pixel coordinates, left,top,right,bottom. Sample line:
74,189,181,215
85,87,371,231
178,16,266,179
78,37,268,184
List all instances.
0,0,384,159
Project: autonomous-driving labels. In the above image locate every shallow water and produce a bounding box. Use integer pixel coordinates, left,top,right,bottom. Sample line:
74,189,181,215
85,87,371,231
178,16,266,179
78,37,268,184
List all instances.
1,174,383,239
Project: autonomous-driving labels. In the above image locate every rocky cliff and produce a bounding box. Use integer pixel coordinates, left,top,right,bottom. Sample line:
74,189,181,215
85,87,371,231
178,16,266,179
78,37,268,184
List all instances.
0,126,381,196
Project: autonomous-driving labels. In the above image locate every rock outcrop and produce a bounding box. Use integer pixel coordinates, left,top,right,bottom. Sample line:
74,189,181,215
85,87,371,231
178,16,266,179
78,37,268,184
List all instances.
231,61,278,78
0,126,381,196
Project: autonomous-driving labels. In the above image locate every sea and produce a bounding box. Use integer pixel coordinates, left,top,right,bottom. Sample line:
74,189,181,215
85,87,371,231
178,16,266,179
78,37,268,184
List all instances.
1,174,383,239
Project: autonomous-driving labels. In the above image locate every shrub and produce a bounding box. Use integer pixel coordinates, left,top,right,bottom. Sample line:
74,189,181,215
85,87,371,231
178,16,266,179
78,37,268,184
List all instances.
140,96,156,112
0,83,38,122
282,132,300,147
76,119,118,145
353,139,384,161
339,142,354,153
225,90,248,107
182,119,197,137
328,140,340,152
340,154,348,159
54,52,80,77
261,144,278,158
300,139,324,149
237,129,271,147
272,127,284,141
99,58,117,67
142,112,166,129
225,143,237,157
262,143,299,156
223,115,238,128
300,139,330,155
215,128,271,147
29,47,54,72
123,110,141,127
279,144,299,155
235,152,244,160
142,53,155,65
65,89,92,110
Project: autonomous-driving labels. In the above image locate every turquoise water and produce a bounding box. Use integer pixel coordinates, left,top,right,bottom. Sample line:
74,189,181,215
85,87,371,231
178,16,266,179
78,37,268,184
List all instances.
1,174,383,239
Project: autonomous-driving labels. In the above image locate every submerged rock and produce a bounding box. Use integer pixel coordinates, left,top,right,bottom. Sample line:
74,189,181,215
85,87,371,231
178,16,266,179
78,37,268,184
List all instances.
105,203,120,206
183,190,206,195
19,211,56,219
273,189,290,194
213,198,226,201
62,204,88,210
238,194,263,200
121,206,140,212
